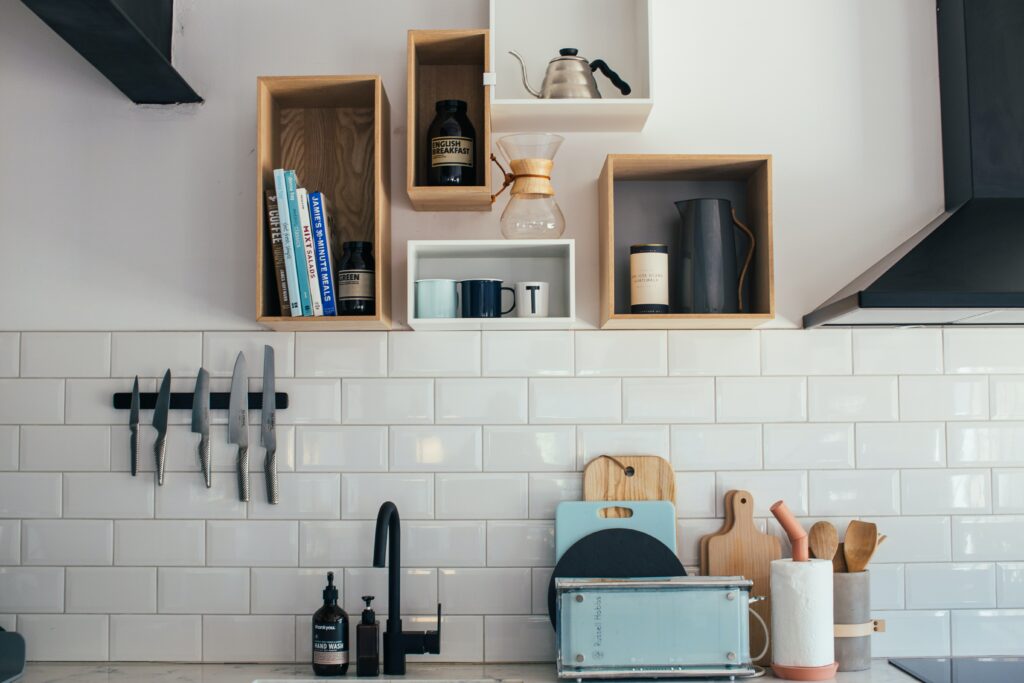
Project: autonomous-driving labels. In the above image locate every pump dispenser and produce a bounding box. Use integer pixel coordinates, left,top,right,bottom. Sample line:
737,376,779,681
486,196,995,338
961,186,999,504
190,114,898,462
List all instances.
312,571,349,676
356,594,380,677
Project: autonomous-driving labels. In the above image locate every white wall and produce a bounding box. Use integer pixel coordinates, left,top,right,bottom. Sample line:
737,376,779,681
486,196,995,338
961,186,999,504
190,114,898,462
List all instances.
0,0,943,330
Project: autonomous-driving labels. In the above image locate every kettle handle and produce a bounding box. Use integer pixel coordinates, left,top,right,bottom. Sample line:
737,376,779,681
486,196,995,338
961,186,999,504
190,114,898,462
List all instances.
731,209,756,313
589,59,631,95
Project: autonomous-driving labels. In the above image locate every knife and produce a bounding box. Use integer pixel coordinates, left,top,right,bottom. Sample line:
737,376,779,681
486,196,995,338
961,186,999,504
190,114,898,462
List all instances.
153,369,172,485
228,352,249,502
129,376,140,476
261,345,279,505
191,368,211,488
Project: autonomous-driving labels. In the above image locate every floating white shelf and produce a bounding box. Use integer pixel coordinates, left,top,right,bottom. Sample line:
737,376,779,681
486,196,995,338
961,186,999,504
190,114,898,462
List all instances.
407,239,575,331
489,0,653,132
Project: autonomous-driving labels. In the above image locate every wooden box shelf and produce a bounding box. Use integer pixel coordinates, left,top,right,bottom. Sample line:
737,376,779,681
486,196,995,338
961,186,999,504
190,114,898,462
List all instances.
256,75,391,330
407,30,492,211
599,154,775,329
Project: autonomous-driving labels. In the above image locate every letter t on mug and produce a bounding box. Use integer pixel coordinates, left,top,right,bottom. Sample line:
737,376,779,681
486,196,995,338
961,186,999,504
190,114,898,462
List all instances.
515,281,549,318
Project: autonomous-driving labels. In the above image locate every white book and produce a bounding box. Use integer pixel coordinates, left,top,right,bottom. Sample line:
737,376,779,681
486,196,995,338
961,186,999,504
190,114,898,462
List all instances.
295,187,324,316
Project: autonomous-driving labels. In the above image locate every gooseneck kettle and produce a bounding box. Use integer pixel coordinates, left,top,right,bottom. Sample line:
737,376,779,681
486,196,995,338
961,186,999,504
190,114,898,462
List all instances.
508,48,631,99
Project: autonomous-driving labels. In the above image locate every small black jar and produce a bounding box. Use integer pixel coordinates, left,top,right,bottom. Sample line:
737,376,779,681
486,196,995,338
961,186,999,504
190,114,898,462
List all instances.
427,99,476,186
336,241,375,316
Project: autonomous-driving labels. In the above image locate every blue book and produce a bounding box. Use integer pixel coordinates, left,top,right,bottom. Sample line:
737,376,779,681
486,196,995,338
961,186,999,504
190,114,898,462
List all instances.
308,192,337,316
272,169,302,317
284,171,313,316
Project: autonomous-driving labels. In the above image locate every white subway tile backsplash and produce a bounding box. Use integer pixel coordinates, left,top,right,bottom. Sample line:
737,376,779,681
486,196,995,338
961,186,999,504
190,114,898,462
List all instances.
871,610,950,657
808,376,898,421
900,375,989,421
870,564,905,610
342,378,433,424
64,472,154,518
252,568,330,615
404,521,486,567
390,426,481,471
577,425,669,468
482,331,573,377
0,379,64,424
857,422,945,468
716,377,806,423
0,426,15,470
114,520,204,566
295,332,387,378
342,473,433,519
66,567,156,613
439,568,530,614
19,615,109,661
954,516,1024,561
269,378,340,425
296,426,387,472
668,331,759,376
575,331,667,376
761,330,851,375
671,424,762,471
622,377,714,423
155,472,246,519
763,423,854,469
989,376,1024,419
906,563,996,609
203,332,295,377
19,425,110,471
998,563,1024,607
22,520,112,565
0,520,19,564
852,329,943,375
945,328,1024,374
902,469,991,515
868,516,952,563
436,473,528,519
110,332,202,377
0,333,17,377
299,521,374,567
810,470,899,516
948,422,1024,466
65,378,148,424
951,609,1024,656
675,472,716,518
529,378,621,424
0,472,61,517
487,521,554,567
343,568,437,615
206,521,298,566
436,378,527,424
110,615,202,661
528,473,582,519
20,332,110,377
405,615,484,663
532,567,552,614
484,426,575,472
484,615,556,662
994,469,1024,513
716,471,808,516
202,615,295,662
249,473,341,519
390,331,480,376
0,567,64,612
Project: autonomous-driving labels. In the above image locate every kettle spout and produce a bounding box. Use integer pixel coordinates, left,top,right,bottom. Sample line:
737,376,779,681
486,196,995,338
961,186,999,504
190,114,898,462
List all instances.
508,51,542,98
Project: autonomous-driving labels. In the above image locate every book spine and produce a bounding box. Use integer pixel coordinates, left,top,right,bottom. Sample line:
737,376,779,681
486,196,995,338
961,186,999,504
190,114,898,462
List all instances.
264,192,292,315
308,192,337,316
284,171,312,316
272,169,302,317
296,188,323,317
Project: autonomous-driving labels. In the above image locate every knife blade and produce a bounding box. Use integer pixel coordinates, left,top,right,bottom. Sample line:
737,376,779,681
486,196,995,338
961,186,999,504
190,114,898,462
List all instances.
153,369,172,485
129,376,140,476
261,345,279,505
227,352,249,502
191,368,211,488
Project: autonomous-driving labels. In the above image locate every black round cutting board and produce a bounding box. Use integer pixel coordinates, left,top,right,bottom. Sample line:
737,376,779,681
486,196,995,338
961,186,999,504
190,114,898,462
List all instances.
547,528,687,627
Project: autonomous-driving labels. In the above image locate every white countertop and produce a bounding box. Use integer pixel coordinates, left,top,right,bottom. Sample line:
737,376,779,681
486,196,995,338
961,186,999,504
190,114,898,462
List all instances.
19,661,915,682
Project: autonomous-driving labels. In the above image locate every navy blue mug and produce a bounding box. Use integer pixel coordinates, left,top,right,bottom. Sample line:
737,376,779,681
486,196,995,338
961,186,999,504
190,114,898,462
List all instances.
460,279,515,318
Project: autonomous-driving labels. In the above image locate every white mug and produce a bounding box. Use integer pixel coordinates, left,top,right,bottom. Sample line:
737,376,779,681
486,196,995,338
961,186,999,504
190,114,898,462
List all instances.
515,281,549,317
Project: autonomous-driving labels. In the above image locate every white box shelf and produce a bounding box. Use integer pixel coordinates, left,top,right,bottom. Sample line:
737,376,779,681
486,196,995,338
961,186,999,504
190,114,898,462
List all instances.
407,239,575,330
489,0,653,132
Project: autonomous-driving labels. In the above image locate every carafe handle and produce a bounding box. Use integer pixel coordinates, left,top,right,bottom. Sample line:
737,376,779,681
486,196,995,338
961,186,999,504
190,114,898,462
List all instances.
589,59,631,95
731,209,756,313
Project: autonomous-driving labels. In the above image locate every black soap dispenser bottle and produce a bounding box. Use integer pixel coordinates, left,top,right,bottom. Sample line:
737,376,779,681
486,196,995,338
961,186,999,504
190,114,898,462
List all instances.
356,595,380,677
312,571,349,676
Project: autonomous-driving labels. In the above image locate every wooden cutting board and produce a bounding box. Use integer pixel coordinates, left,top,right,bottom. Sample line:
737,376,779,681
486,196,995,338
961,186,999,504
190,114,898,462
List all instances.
706,490,781,666
583,455,675,518
699,489,736,575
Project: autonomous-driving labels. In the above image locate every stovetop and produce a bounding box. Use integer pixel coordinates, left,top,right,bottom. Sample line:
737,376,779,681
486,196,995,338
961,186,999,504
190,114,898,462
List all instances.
889,657,1024,683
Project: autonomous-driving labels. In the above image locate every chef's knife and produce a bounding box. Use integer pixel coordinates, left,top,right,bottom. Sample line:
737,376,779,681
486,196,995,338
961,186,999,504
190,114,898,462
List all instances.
129,376,140,476
191,368,211,488
228,352,249,502
261,345,279,505
153,369,172,485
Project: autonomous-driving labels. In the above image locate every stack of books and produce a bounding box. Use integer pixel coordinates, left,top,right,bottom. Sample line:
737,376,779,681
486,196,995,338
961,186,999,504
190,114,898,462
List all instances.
265,169,338,317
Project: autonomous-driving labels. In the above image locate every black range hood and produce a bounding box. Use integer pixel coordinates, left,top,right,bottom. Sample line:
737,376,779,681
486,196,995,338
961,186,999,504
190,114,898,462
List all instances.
804,0,1024,327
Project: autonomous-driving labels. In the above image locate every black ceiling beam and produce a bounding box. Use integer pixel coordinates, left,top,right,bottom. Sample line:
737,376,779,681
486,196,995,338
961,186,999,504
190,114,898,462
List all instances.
20,0,202,104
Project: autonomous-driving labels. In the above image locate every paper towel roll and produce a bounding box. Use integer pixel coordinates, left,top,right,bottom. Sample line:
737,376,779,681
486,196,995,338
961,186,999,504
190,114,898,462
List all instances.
771,559,834,667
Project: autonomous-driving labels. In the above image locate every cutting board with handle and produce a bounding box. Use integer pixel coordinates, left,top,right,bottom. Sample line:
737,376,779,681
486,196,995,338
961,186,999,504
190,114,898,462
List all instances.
583,454,675,518
706,490,780,666
699,489,737,575
555,500,677,562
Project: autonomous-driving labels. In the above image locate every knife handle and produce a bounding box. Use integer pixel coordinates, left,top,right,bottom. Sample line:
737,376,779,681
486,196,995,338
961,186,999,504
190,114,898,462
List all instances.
130,425,139,477
199,434,212,489
154,432,167,486
264,448,279,505
237,446,250,502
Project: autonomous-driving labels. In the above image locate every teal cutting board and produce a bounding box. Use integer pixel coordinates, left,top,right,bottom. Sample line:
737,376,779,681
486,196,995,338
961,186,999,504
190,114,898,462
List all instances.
555,501,677,562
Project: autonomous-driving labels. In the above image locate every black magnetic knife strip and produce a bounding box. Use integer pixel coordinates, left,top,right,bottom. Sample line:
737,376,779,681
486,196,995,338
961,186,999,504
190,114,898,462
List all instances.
111,392,288,410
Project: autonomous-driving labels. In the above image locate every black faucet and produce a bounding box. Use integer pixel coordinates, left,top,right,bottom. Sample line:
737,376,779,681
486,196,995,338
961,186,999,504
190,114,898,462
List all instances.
373,501,441,675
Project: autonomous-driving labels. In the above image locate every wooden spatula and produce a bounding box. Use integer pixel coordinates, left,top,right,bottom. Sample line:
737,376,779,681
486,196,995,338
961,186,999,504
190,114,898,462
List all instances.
833,542,848,572
844,520,879,572
808,521,839,562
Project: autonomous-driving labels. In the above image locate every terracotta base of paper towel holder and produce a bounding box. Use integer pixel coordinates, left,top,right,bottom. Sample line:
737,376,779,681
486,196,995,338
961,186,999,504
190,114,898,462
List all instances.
771,662,840,681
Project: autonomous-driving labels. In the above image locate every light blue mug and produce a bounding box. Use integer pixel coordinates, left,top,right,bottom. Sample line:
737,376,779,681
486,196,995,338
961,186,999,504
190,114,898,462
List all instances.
415,279,459,318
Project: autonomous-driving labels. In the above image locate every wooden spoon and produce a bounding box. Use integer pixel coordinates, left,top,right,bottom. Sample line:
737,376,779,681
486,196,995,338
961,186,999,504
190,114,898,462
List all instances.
844,520,879,572
808,521,839,562
833,542,848,572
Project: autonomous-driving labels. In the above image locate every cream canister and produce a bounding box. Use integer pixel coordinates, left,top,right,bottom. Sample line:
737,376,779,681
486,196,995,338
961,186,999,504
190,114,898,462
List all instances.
630,244,669,314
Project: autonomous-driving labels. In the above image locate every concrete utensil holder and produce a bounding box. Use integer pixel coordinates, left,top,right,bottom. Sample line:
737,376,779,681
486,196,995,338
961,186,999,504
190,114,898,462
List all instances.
833,571,885,672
